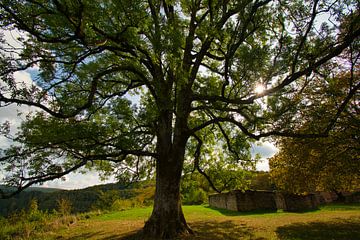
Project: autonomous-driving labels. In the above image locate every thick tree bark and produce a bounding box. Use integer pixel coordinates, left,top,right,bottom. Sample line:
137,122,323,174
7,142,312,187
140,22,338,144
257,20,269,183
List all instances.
142,158,192,238
142,145,193,239
142,107,193,239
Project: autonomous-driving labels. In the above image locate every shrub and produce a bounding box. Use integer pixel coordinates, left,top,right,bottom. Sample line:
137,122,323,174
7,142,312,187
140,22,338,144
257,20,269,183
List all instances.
56,198,72,216
0,198,77,240
111,199,137,211
182,188,208,205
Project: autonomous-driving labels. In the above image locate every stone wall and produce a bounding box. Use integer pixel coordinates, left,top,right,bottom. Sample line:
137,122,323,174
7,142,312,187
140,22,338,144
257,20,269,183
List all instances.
208,191,237,211
345,192,360,203
209,191,319,212
314,192,338,204
274,193,286,210
279,193,318,212
235,190,277,211
209,190,360,213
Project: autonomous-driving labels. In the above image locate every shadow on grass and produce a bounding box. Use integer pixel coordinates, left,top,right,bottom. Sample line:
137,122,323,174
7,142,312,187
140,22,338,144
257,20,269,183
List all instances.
61,231,139,240
276,217,360,240
61,231,116,240
186,220,264,240
120,220,263,240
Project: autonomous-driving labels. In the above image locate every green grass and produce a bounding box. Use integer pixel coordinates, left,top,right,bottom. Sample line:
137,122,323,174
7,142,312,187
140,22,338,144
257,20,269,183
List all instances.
95,203,360,222
94,207,153,221
320,203,360,211
14,203,360,240
93,205,279,222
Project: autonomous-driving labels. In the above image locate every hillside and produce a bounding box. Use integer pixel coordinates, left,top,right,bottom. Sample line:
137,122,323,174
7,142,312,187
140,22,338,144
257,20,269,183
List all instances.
0,185,62,193
0,181,155,216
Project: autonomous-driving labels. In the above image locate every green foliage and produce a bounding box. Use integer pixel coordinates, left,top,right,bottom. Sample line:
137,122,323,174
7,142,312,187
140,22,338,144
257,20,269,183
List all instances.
111,199,136,211
180,170,274,205
270,134,360,194
0,196,85,240
0,203,51,240
183,188,208,205
91,184,155,212
181,173,209,205
0,173,273,218
56,198,72,216
249,171,275,191
92,190,123,211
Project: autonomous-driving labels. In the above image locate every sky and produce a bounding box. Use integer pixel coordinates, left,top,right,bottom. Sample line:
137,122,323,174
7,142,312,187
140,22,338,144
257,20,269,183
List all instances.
0,30,278,190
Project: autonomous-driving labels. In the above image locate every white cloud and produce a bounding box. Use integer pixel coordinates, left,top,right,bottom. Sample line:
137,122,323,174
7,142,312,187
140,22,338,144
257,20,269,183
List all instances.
40,171,116,190
13,70,35,87
1,29,26,57
251,141,278,171
0,104,34,150
0,71,35,141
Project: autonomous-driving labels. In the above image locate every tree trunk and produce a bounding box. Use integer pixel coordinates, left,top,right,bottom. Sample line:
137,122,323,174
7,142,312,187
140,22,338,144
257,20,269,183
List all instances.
142,158,193,239
142,122,193,239
140,78,193,239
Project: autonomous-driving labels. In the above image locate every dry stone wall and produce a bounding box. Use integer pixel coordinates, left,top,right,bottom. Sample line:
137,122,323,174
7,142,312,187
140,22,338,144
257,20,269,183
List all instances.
279,193,318,212
208,191,237,211
314,192,338,204
209,190,319,212
235,190,277,211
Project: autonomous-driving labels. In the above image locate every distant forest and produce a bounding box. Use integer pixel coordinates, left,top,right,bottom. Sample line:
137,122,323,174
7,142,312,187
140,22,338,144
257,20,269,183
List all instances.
0,181,155,216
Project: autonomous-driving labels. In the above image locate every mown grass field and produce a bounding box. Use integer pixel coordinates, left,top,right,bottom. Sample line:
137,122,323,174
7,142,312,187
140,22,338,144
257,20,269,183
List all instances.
50,204,360,240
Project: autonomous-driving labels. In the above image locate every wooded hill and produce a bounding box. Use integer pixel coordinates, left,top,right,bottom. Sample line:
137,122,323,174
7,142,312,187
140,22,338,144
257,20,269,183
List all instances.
0,181,155,216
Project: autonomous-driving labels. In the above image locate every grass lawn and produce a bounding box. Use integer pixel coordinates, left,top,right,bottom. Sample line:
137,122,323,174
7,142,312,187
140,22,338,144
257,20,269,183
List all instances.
52,203,360,240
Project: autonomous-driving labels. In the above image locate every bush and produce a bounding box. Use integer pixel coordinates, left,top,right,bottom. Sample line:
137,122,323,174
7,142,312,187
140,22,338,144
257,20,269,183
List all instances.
0,211,46,239
56,198,72,216
183,188,208,205
0,198,78,240
111,199,136,211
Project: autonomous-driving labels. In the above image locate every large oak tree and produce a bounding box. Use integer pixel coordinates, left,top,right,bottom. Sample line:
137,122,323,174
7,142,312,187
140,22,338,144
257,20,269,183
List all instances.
1,0,359,238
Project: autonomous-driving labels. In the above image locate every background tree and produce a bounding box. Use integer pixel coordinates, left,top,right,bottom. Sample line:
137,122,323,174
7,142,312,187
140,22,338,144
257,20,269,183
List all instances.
270,71,360,194
270,134,360,195
249,171,274,191
0,0,359,238
56,198,72,216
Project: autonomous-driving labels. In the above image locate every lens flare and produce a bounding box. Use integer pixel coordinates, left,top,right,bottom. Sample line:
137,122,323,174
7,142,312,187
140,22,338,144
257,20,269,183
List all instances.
254,84,266,94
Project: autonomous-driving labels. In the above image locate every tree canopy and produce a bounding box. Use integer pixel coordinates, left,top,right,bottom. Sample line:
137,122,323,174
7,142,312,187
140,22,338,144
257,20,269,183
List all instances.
0,0,359,238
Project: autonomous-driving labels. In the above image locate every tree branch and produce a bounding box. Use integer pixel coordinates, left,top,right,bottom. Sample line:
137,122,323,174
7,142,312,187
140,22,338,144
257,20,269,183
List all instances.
192,25,360,105
192,134,221,193
189,116,335,140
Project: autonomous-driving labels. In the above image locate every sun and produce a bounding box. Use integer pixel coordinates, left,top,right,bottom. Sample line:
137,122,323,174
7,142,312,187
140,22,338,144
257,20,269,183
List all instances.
254,84,266,94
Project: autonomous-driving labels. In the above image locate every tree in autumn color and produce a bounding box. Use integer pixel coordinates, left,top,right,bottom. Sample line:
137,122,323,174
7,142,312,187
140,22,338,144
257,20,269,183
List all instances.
1,0,359,238
270,70,360,194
